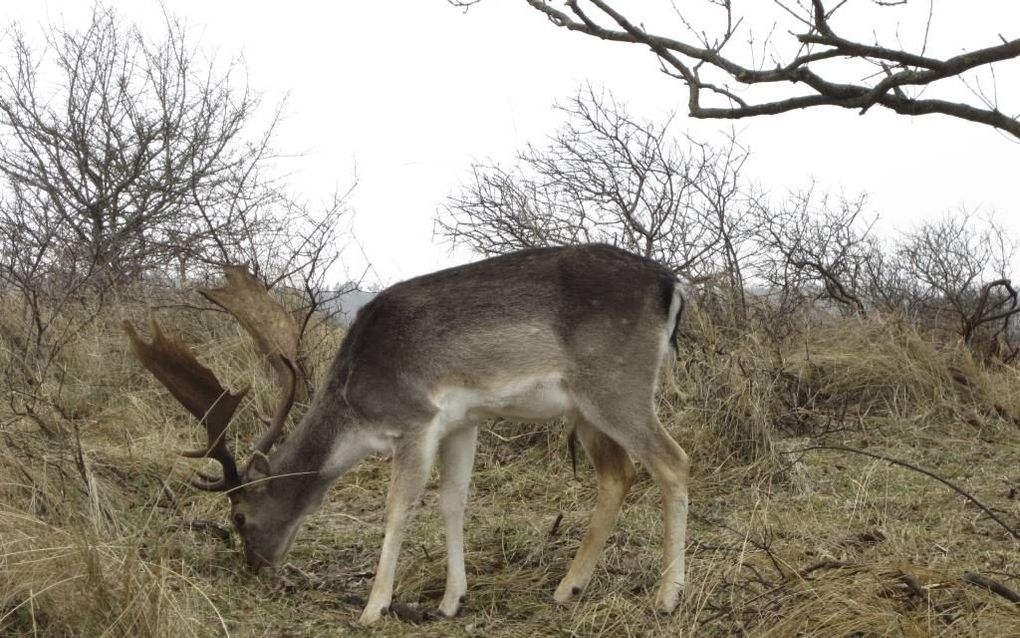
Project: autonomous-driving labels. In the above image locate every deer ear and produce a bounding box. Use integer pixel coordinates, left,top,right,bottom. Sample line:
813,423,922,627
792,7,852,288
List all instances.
247,451,273,480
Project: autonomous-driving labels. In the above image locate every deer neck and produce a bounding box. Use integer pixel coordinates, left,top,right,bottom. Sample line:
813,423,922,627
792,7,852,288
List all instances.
266,394,377,494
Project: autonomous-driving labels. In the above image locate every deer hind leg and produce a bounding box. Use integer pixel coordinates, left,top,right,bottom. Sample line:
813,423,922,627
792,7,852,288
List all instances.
554,418,636,603
359,430,439,625
581,400,690,614
642,422,690,613
437,425,479,618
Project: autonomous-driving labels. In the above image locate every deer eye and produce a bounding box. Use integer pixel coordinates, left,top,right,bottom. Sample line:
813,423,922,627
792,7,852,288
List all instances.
232,512,246,528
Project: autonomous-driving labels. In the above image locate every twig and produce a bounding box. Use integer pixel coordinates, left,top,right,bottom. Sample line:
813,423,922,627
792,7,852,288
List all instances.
172,518,233,545
799,559,853,577
386,601,425,624
548,512,564,538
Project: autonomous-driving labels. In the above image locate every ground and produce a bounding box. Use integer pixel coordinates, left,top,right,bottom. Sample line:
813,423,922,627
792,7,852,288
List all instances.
2,312,1018,636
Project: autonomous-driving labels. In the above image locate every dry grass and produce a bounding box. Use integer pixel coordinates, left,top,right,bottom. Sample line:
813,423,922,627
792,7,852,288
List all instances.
2,303,1019,637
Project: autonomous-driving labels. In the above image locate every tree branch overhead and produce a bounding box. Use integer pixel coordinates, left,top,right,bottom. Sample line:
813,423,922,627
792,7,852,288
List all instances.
518,0,1020,138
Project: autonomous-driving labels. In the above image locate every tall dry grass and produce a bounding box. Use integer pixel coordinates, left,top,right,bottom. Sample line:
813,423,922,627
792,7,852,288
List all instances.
1,294,1018,636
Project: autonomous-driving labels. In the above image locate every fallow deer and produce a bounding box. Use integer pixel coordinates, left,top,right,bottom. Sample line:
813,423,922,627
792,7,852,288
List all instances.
124,244,689,624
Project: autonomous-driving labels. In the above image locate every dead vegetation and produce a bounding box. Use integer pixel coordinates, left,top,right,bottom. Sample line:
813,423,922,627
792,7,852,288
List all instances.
2,294,1018,638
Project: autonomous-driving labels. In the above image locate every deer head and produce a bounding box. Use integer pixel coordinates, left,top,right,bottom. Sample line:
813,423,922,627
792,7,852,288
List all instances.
124,265,303,569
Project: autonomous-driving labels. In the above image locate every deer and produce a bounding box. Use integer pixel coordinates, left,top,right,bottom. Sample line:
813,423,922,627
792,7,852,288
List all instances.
124,244,690,625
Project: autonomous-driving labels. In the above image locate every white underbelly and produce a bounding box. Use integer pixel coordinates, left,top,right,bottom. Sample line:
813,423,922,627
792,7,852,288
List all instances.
434,374,573,426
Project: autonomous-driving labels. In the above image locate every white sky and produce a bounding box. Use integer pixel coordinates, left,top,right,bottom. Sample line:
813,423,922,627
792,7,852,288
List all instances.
3,1,1019,287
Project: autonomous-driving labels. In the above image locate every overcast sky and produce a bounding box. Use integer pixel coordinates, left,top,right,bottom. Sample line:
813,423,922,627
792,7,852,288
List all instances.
4,1,1018,287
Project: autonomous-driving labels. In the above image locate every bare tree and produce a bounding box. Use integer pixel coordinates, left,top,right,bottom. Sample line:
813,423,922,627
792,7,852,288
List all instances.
439,86,754,278
895,210,1019,347
459,1,1020,139
0,7,286,284
0,6,252,387
0,6,354,414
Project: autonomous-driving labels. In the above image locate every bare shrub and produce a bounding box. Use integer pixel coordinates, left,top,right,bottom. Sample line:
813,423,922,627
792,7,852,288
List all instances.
894,210,1018,354
440,86,755,276
753,186,876,318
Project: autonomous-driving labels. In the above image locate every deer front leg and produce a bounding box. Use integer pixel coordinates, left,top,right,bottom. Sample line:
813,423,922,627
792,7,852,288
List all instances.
359,434,437,625
437,425,478,617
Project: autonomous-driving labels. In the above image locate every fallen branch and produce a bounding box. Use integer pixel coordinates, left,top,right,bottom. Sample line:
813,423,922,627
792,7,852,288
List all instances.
962,571,1020,604
791,445,1020,539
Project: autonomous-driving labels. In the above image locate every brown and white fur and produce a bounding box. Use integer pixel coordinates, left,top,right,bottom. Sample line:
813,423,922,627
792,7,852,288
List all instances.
232,244,690,624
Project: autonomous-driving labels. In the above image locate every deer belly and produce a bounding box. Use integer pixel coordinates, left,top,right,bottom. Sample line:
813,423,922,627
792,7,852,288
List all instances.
435,374,573,424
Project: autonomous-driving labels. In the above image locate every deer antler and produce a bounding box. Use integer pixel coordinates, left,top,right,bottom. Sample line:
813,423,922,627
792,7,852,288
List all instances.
124,319,247,491
124,265,301,490
199,266,300,461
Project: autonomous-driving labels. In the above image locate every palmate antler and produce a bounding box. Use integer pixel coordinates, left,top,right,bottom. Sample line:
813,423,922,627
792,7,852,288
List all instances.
124,319,248,490
198,266,300,458
124,266,300,491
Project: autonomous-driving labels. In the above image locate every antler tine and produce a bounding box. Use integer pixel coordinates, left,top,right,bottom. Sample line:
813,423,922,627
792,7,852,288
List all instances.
250,354,297,456
123,319,247,492
199,265,300,457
